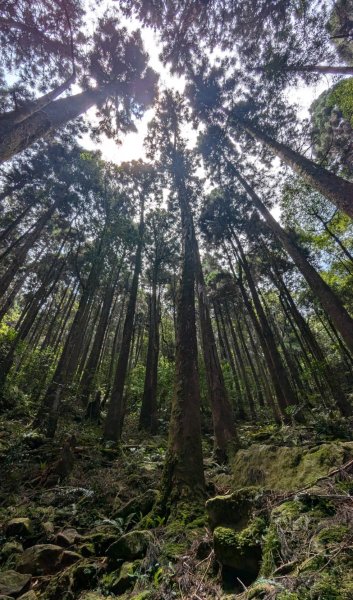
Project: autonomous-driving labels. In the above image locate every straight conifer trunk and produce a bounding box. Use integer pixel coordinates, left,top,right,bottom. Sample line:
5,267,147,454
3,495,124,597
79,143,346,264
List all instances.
161,169,205,504
231,166,353,362
0,87,109,164
232,118,353,219
103,202,145,442
194,239,239,461
139,272,160,434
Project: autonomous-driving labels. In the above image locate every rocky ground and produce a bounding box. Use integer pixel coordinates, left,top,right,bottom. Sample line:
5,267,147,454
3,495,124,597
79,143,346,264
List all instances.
0,416,353,600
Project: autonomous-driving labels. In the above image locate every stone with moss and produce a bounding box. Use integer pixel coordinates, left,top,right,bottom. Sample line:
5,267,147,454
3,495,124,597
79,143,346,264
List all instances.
206,487,261,530
0,571,31,597
107,530,153,561
213,518,265,581
0,541,23,562
5,518,33,538
105,561,141,594
231,442,353,491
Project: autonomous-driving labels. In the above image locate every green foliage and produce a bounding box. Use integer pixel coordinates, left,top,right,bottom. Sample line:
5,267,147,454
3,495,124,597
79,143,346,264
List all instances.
327,78,353,126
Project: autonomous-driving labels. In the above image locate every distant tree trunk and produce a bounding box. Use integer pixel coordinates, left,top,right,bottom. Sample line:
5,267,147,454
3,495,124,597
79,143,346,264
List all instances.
139,272,160,434
194,243,239,461
0,199,60,299
103,203,145,442
0,197,40,244
0,273,26,322
232,235,298,408
231,167,353,359
272,268,352,416
80,262,121,407
224,300,256,420
214,299,245,419
232,118,353,218
33,243,106,436
161,167,205,506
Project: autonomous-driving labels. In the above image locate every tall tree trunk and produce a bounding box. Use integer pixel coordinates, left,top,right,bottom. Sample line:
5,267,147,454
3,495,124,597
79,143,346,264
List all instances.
80,265,120,407
103,204,145,442
231,119,353,218
161,173,205,506
0,199,60,299
0,86,111,164
33,245,105,436
231,167,353,358
194,242,239,461
139,272,160,434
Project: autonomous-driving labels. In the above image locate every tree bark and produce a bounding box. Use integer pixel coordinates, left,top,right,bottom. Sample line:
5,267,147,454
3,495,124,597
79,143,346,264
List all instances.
194,242,239,461
231,166,353,359
0,86,110,164
139,273,160,434
161,168,205,505
103,203,145,442
232,118,353,219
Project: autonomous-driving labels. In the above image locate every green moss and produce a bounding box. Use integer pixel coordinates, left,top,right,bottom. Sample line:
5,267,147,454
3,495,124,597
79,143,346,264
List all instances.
316,525,349,546
231,442,353,491
310,573,341,599
277,593,300,600
261,524,281,576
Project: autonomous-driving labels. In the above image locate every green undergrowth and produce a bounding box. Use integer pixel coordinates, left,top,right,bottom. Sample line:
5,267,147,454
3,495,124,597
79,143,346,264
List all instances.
0,416,352,599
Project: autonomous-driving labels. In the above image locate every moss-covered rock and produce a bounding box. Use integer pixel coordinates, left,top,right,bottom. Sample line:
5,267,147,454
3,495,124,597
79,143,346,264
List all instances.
0,541,23,563
16,544,64,575
0,571,31,597
42,559,104,600
213,517,265,582
206,487,261,531
5,518,33,538
231,442,353,491
107,530,153,561
104,561,141,594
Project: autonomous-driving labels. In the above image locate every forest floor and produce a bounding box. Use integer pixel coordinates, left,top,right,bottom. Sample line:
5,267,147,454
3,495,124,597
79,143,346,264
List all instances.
0,413,353,600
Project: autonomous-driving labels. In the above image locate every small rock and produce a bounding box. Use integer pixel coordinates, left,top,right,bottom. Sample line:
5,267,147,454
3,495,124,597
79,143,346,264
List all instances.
5,519,33,539
16,544,64,575
1,541,23,561
56,528,82,547
60,551,81,568
110,561,139,594
107,530,153,561
0,571,31,597
18,592,38,600
41,521,54,538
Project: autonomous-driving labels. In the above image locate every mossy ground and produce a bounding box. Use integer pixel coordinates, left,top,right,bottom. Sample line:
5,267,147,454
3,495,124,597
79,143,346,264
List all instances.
0,416,352,599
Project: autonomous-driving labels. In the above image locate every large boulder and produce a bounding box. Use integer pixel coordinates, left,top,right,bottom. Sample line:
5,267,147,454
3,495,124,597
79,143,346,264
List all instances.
5,519,33,539
0,571,31,597
16,545,64,575
230,442,353,491
107,530,153,561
